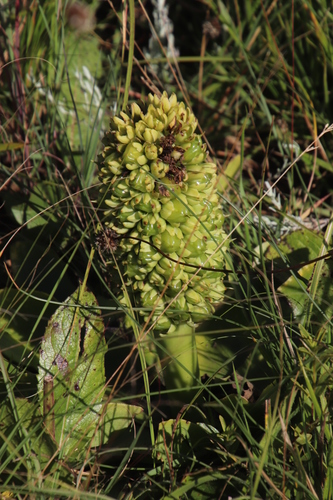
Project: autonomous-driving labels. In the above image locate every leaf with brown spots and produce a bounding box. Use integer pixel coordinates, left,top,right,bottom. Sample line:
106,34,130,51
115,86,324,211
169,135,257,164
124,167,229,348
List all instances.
37,286,106,458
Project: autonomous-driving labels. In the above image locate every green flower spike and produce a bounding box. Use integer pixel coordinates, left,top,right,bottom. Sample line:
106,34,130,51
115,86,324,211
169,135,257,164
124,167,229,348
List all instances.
97,92,228,399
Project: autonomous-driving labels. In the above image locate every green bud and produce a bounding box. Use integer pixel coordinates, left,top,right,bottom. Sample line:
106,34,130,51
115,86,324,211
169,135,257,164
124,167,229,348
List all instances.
145,113,155,129
169,296,190,322
138,214,166,237
111,180,131,199
189,163,216,176
123,141,145,167
183,136,205,163
160,198,189,224
102,156,122,176
151,160,169,179
141,288,164,308
104,197,122,209
118,205,143,225
179,216,201,235
151,313,172,332
185,289,203,305
163,279,184,297
112,116,126,129
115,131,131,145
155,254,183,280
159,177,185,197
189,303,213,323
187,171,213,191
145,144,160,160
120,111,131,123
128,169,155,193
137,242,162,266
153,226,183,254
183,235,207,258
126,254,147,280
148,270,165,287
143,128,161,144
131,102,142,119
130,194,161,213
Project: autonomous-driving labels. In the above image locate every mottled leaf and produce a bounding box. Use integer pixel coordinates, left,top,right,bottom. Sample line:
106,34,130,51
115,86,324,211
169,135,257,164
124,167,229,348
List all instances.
37,287,106,458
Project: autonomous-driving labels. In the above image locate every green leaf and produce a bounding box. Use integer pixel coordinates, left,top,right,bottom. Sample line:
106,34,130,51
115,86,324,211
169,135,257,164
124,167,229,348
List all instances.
196,332,239,379
266,228,333,334
0,397,75,486
153,418,219,469
278,255,332,335
195,310,253,379
0,289,57,370
91,402,145,447
266,228,324,267
59,32,105,180
216,154,242,193
164,472,228,500
0,398,56,467
2,182,61,229
323,438,333,500
0,142,24,152
278,263,315,319
37,287,107,459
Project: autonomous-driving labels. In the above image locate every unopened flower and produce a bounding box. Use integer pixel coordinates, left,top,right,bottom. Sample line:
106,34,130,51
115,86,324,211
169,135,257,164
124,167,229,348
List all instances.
97,92,228,333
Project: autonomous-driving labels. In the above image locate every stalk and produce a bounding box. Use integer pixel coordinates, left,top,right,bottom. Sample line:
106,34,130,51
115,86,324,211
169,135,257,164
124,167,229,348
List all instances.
155,323,199,400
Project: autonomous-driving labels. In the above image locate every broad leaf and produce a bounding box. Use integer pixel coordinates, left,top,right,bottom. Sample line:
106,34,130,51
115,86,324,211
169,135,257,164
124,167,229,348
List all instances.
37,287,106,458
91,402,145,447
2,182,60,229
278,263,316,318
267,229,333,333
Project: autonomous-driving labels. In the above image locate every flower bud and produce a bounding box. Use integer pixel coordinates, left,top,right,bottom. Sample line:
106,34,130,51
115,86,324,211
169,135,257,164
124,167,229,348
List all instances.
97,91,228,332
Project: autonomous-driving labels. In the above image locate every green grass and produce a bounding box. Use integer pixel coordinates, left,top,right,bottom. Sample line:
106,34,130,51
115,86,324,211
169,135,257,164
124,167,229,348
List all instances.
1,0,333,498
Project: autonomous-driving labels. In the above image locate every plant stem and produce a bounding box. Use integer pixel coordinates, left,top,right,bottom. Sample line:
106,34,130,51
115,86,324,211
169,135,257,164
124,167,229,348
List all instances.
155,323,199,402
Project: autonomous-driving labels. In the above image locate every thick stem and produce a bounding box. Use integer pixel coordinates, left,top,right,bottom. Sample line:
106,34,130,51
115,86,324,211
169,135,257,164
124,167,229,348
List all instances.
155,323,199,401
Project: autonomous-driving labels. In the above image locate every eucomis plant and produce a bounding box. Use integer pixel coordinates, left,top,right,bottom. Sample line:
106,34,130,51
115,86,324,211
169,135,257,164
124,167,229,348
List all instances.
97,92,228,397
